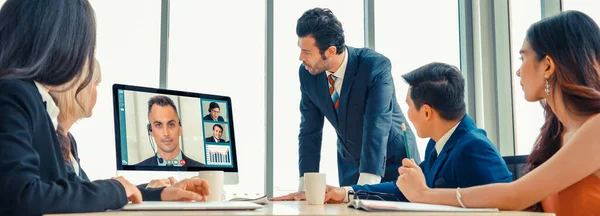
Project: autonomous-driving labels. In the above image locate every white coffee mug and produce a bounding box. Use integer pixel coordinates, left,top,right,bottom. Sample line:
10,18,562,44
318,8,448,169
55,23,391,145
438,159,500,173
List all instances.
304,173,326,205
198,171,224,202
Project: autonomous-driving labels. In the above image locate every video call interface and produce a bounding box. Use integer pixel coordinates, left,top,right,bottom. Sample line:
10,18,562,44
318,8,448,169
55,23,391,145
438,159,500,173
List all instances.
116,89,234,168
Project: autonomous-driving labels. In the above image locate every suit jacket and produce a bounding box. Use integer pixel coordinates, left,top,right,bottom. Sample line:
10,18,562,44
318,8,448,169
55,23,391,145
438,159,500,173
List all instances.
203,115,224,121
135,152,206,167
351,115,512,201
0,79,128,216
205,136,227,143
298,46,420,186
67,133,163,201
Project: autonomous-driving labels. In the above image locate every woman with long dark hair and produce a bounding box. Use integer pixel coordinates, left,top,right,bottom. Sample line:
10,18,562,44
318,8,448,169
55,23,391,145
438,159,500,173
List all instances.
395,10,600,215
0,1,208,215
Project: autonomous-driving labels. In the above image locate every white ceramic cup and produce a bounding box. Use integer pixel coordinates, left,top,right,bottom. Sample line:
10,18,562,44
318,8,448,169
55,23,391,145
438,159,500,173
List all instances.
198,171,224,201
304,173,326,205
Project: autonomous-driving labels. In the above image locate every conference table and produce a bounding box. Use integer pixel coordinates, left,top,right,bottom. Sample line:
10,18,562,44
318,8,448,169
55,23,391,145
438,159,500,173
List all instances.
46,201,555,216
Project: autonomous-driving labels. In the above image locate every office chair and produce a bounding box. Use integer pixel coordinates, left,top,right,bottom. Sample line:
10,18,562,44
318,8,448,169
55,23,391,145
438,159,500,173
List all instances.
503,155,529,181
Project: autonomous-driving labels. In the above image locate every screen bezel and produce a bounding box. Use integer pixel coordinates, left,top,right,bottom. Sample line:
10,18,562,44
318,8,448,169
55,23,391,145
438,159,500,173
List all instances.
112,83,238,172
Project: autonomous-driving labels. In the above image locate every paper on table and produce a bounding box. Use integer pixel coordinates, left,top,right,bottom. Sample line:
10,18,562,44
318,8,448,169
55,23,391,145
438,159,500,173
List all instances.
348,200,499,212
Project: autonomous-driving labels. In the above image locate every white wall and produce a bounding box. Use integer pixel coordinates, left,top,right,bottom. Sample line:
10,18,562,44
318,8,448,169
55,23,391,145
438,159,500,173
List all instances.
180,96,208,164
168,0,266,195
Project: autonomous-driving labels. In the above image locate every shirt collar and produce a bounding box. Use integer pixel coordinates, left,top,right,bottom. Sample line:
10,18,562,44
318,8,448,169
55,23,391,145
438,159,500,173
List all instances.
34,81,59,130
326,48,348,79
157,150,184,166
435,121,461,154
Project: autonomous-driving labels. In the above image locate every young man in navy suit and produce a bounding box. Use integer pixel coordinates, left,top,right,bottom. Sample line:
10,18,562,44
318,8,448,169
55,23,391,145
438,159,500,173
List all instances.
322,63,512,203
272,8,419,201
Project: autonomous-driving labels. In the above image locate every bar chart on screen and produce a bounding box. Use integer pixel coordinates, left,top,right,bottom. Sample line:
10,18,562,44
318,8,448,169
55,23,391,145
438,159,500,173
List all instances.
206,145,232,166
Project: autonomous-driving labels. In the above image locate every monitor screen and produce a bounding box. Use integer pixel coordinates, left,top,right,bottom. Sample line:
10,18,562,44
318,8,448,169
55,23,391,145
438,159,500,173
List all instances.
113,84,238,173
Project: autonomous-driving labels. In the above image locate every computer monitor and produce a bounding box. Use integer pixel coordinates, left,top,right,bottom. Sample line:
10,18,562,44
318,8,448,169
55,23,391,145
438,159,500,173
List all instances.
112,84,238,184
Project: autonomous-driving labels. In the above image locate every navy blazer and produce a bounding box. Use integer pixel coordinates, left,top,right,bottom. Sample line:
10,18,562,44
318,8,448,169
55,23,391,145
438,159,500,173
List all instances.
351,115,512,201
205,136,228,143
0,80,128,216
298,46,420,186
203,115,224,121
136,152,206,167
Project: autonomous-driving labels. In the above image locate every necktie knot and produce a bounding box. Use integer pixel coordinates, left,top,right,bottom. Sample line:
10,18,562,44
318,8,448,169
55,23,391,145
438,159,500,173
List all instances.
328,74,337,86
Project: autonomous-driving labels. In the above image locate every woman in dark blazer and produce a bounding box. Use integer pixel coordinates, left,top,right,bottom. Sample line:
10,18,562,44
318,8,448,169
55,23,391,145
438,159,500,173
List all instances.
0,1,209,215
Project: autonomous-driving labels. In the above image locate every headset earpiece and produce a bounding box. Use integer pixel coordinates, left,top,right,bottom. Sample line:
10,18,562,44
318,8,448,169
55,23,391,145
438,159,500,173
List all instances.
147,123,152,132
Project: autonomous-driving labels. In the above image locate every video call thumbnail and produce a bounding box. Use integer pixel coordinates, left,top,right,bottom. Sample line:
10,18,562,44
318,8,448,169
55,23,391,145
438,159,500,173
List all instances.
202,100,229,122
205,145,233,166
116,90,233,168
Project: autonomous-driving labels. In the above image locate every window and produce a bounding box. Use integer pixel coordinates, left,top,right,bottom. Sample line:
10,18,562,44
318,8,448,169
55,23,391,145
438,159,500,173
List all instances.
168,0,265,195
375,0,461,159
563,0,600,23
510,0,543,155
70,0,162,180
273,0,364,195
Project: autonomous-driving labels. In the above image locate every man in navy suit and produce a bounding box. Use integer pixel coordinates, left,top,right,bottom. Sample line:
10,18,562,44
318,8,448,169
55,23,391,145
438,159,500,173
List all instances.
272,8,419,201
321,63,512,203
205,124,228,143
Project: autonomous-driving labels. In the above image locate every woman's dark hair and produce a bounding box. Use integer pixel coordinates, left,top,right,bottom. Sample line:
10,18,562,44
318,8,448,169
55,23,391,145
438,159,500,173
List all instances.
0,0,97,163
0,0,97,87
524,10,600,211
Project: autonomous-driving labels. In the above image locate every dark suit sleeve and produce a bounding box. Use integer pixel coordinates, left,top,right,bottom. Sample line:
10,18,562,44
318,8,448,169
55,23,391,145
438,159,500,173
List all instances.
351,181,408,202
298,68,325,178
349,159,429,202
0,85,128,215
359,57,394,177
454,139,513,187
138,186,164,201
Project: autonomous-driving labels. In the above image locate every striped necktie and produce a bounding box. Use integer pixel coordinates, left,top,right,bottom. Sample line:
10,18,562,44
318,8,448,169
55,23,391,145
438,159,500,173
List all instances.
328,74,340,110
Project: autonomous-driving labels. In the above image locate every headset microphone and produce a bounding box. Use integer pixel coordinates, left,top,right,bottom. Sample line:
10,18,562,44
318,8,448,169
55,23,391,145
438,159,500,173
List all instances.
147,123,157,157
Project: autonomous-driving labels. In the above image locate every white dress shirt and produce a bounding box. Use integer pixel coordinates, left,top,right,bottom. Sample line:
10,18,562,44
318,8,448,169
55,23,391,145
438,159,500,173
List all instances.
325,47,348,95
434,121,461,154
298,48,382,191
341,121,461,202
34,82,59,130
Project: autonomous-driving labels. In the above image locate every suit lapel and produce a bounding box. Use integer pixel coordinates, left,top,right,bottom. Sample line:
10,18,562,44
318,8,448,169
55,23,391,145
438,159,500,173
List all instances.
316,72,338,128
426,150,448,186
338,47,358,134
425,115,473,186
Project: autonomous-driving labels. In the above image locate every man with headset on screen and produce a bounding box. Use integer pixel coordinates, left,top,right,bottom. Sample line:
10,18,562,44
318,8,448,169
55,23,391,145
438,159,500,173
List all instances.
136,96,205,167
